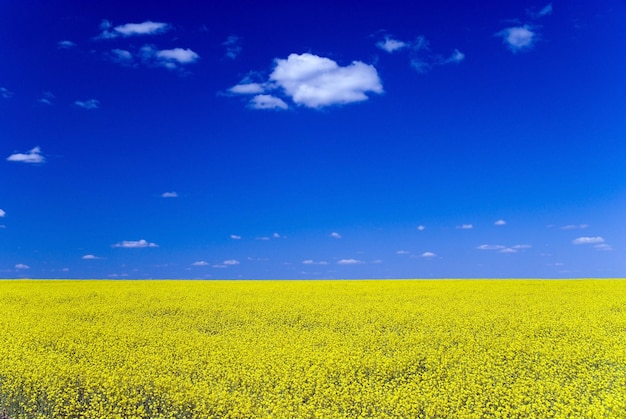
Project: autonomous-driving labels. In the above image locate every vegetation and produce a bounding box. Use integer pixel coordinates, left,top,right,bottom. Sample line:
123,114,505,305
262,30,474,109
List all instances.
1,279,625,418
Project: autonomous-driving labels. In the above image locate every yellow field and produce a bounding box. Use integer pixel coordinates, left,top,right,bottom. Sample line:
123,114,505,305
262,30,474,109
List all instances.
0,280,625,418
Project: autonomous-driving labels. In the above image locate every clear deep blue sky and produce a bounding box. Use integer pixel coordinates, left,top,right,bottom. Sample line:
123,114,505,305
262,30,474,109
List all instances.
1,0,625,279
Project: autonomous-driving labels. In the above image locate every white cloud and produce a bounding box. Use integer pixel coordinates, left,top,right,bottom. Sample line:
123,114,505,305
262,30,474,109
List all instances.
223,259,240,266
572,236,605,245
250,94,288,110
594,243,613,251
192,261,209,266
229,83,266,95
417,225,425,231
38,91,55,105
477,244,506,250
421,252,437,258
140,45,199,70
1,87,14,99
57,40,76,49
223,35,242,59
499,248,517,254
0,209,5,217
109,49,134,66
82,254,101,260
494,219,506,226
497,25,537,52
337,259,363,265
75,99,100,110
330,232,342,239
377,37,407,53
561,224,589,230
443,49,465,64
230,234,241,240
99,21,170,39
396,250,410,255
7,147,45,164
161,192,178,198
303,260,329,265
15,264,30,270
512,244,532,249
269,53,383,108
273,233,281,238
457,224,473,229
112,239,159,248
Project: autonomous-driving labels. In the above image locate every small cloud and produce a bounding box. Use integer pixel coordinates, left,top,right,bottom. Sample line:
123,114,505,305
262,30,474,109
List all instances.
192,261,209,266
303,260,328,265
75,99,100,110
112,239,159,248
539,3,553,16
421,252,437,258
494,219,506,226
443,49,465,64
499,248,517,254
572,236,605,245
0,209,5,217
249,94,288,110
272,233,280,238
256,236,270,241
477,244,506,250
140,45,199,70
594,243,613,251
330,232,342,239
496,25,537,52
98,21,170,39
417,225,425,231
512,244,532,249
337,259,363,265
229,83,266,95
82,254,101,260
223,259,240,266
108,49,134,66
457,224,473,229
376,37,407,53
560,224,589,230
38,91,55,105
7,146,45,164
396,250,410,255
223,35,242,59
57,40,76,49
161,192,178,198
230,234,241,240
15,264,30,270
1,87,14,99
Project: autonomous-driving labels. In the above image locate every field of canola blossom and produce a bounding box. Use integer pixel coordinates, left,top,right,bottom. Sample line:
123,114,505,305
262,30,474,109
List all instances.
0,279,625,418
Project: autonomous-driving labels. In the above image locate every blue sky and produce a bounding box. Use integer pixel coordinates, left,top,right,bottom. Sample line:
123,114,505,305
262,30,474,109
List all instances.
1,0,625,279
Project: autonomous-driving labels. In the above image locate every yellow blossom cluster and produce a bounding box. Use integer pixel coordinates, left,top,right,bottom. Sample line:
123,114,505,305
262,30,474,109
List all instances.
0,279,625,418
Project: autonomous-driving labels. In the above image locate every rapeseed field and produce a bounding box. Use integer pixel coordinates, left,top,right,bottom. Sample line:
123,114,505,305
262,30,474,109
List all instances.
0,279,624,418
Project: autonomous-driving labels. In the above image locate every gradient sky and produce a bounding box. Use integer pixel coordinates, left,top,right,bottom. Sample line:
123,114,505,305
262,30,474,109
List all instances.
1,0,625,279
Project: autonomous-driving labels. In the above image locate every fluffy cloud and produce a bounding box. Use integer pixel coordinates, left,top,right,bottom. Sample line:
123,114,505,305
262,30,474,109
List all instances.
330,232,342,239
230,234,241,240
223,35,242,59
7,146,45,164
497,25,537,52
494,219,506,226
337,259,363,265
82,254,101,260
223,259,240,266
15,264,30,270
417,225,425,231
108,49,134,66
112,239,159,248
421,252,437,258
140,45,199,70
1,87,14,99
192,261,209,266
0,209,5,217
229,53,383,109
572,236,605,245
161,192,178,198
376,37,407,53
250,94,288,110
98,20,170,39
75,99,100,110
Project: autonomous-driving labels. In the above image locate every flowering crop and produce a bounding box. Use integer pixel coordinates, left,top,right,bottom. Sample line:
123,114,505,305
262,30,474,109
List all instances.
0,279,624,418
